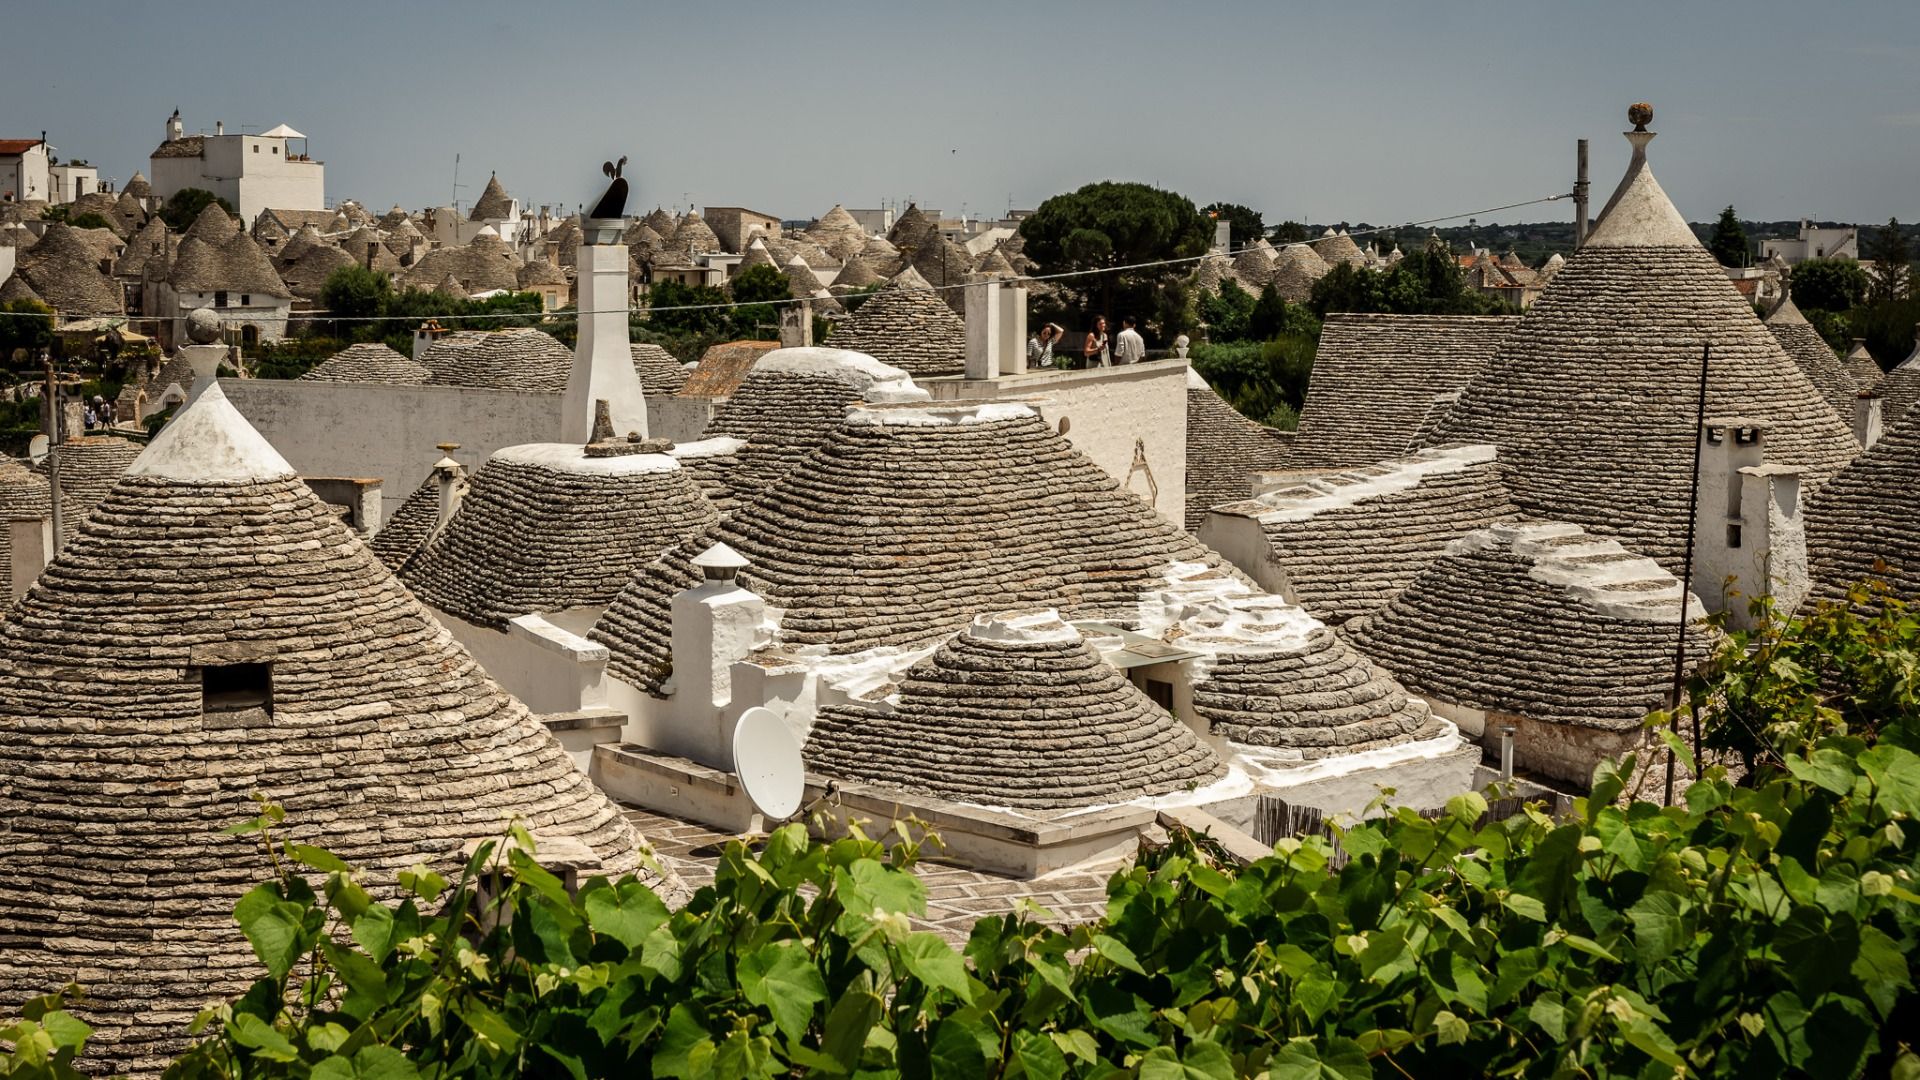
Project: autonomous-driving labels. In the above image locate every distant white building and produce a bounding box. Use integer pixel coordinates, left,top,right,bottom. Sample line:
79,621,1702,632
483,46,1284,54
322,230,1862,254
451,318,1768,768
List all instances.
0,138,50,203
148,111,325,224
1762,220,1859,265
47,162,97,204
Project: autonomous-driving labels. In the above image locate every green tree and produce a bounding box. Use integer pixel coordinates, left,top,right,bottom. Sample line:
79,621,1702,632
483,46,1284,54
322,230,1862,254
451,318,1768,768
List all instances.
645,279,731,335
1707,205,1750,267
1269,220,1309,243
1246,283,1317,341
0,298,55,363
1201,202,1264,248
1198,278,1256,340
318,266,391,338
1789,257,1870,312
1020,181,1212,338
1866,217,1913,303
726,262,787,339
157,188,236,230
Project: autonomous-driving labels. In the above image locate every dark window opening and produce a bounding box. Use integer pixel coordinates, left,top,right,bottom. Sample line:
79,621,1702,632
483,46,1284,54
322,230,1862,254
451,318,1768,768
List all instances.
214,290,228,308
1145,678,1175,712
203,662,273,716
1727,523,1743,550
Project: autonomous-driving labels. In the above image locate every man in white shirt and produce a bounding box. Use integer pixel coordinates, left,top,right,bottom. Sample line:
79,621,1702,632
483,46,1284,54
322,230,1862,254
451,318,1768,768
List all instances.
1113,316,1147,365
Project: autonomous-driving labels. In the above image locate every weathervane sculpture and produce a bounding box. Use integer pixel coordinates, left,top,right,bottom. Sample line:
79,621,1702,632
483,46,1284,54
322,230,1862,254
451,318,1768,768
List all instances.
589,155,629,220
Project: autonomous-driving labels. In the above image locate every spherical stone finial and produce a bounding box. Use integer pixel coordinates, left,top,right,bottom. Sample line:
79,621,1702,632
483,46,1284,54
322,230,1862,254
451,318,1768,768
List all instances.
1628,102,1654,131
185,306,222,345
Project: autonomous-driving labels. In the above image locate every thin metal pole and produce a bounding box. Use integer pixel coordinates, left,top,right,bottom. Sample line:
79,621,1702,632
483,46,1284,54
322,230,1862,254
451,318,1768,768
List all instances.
42,355,63,552
1574,139,1590,250
1666,342,1711,804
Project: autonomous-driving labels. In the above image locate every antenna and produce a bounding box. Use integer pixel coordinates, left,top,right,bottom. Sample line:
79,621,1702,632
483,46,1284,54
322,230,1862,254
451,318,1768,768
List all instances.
732,707,804,822
450,153,465,210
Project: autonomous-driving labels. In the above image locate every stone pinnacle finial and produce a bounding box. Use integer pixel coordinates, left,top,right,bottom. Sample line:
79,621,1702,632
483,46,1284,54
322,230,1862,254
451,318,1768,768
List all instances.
1628,102,1653,132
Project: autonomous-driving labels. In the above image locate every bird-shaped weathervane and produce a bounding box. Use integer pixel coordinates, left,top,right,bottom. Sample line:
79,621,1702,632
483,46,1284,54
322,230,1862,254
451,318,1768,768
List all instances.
588,155,630,220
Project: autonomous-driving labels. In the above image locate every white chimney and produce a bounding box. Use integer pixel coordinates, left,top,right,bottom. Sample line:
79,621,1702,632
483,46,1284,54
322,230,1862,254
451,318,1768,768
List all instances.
1853,392,1884,451
431,446,466,532
9,516,53,600
964,280,1027,379
1692,418,1807,628
215,120,224,136
560,231,647,442
666,543,764,768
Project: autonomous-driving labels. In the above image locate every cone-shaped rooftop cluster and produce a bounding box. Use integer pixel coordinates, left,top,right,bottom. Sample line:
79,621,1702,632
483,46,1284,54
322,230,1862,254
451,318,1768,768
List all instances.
806,611,1226,810
422,327,572,391
591,401,1240,695
1426,123,1858,569
404,442,719,629
0,384,658,1074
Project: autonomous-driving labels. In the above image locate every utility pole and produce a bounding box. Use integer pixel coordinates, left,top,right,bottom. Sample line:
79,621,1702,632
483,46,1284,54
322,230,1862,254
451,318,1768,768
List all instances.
42,353,63,553
1574,138,1591,250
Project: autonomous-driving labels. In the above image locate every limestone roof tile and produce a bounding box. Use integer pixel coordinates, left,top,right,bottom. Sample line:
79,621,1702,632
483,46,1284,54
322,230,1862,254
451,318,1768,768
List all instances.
300,342,431,385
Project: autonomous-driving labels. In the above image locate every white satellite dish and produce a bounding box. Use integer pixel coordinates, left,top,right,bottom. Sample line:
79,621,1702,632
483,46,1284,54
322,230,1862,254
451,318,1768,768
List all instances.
26,434,49,466
732,706,804,821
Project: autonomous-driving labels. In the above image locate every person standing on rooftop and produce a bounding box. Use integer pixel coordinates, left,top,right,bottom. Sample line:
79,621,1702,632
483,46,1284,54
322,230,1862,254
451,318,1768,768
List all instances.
1082,315,1109,368
1114,316,1146,365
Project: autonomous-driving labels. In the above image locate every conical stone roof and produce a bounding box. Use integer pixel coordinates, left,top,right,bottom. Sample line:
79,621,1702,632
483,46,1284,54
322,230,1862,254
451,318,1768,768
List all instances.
804,204,867,262
1425,133,1858,570
1765,295,1857,426
370,471,443,575
886,204,936,251
1232,246,1275,289
816,276,965,377
273,222,324,266
342,225,401,274
1880,331,1920,429
0,384,658,1075
403,443,718,629
1345,522,1711,732
1163,591,1442,756
300,342,431,385
632,343,689,396
1805,413,1920,605
469,172,513,221
695,347,924,502
403,231,518,293
1841,339,1884,393
1310,229,1367,268
736,238,776,273
674,211,719,255
1183,369,1292,531
1270,243,1329,302
806,611,1225,809
278,240,355,300
422,327,571,391
856,234,903,278
591,401,1241,695
11,222,122,314
830,256,882,291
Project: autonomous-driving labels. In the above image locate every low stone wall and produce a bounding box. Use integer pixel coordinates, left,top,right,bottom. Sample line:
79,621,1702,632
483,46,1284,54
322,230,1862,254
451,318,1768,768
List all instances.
221,380,564,518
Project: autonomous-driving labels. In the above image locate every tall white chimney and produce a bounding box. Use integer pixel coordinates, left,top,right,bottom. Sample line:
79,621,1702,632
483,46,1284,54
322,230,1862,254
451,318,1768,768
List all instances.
666,543,765,768
560,228,647,442
1853,392,1884,451
1691,418,1807,628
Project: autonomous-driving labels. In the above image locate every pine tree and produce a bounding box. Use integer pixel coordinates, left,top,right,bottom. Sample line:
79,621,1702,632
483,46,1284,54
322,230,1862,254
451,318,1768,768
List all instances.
1866,217,1912,302
1708,205,1749,267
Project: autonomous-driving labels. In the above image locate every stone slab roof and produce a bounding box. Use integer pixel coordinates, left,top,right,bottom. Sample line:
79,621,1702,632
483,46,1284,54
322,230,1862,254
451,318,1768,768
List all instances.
370,471,441,574
1805,413,1920,605
825,277,967,378
34,435,141,533
591,403,1241,695
10,222,123,314
631,343,688,396
1881,335,1920,430
1286,314,1517,469
401,232,519,294
678,340,780,399
1170,593,1443,756
1766,296,1859,426
422,327,571,392
1183,371,1292,531
807,611,1225,809
403,443,718,629
301,342,432,385
1213,444,1520,624
0,385,658,1075
1346,522,1711,729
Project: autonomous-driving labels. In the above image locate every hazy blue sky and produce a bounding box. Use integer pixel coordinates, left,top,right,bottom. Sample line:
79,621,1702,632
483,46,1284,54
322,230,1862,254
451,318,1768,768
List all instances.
5,1,1916,227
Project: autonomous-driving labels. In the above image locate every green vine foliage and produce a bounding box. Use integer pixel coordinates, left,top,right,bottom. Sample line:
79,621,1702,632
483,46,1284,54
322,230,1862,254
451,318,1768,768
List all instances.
4,600,1920,1078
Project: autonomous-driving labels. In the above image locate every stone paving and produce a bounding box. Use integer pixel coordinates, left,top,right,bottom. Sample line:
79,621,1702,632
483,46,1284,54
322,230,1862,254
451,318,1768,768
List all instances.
625,808,1121,943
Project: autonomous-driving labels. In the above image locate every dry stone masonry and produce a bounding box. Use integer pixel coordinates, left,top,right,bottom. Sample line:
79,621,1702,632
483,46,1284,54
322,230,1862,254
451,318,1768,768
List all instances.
1183,369,1292,531
299,342,431,385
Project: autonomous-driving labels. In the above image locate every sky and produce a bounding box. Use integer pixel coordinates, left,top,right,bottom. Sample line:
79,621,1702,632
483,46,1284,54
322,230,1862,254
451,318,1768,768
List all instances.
4,1,1917,229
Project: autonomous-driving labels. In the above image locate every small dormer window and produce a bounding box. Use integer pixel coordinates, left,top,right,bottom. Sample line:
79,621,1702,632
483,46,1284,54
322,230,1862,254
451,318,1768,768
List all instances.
202,662,273,724
215,290,229,308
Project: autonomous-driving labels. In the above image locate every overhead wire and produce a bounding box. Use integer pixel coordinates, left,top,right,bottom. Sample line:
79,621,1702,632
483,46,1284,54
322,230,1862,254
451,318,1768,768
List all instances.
3,192,1572,323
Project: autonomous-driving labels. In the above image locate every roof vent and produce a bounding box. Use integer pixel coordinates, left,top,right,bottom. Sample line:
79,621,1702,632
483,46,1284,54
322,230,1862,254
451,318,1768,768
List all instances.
692,542,749,582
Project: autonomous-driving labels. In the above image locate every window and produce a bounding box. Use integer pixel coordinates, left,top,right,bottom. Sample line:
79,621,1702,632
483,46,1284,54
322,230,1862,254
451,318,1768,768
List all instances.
253,144,259,153
1145,679,1175,712
214,290,228,308
271,146,279,155
239,294,250,306
202,662,273,721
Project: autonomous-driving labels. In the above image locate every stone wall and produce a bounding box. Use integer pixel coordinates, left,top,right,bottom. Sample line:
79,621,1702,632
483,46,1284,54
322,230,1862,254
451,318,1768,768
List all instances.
926,359,1189,526
221,380,564,518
